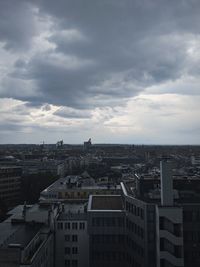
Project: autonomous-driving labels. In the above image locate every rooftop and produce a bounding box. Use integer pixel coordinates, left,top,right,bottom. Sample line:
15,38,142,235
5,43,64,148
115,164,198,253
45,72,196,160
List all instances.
57,203,87,220
41,176,120,195
89,195,124,211
0,222,41,249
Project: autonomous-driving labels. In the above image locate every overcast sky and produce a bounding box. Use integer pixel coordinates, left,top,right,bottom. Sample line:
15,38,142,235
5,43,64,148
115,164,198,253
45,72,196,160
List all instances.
0,0,200,144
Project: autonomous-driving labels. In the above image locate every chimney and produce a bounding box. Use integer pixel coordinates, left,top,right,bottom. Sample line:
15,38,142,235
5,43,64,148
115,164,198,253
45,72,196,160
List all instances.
160,159,173,206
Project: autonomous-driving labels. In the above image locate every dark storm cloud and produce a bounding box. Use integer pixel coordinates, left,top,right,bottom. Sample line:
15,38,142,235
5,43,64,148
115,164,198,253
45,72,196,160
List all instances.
1,0,200,109
0,0,38,51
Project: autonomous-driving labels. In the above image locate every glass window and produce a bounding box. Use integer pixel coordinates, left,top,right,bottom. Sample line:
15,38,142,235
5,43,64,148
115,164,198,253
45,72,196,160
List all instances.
72,247,78,254
65,235,70,242
72,222,78,229
65,259,70,267
72,260,78,267
65,247,71,255
79,222,85,230
72,235,78,242
57,222,63,230
65,222,70,230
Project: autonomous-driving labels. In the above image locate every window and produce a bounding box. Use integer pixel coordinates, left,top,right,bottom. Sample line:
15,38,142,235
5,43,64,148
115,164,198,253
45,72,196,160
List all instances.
159,217,164,229
65,247,71,255
65,235,70,242
140,209,144,219
72,222,78,230
72,260,78,267
79,222,85,230
65,259,70,267
118,217,124,227
57,222,63,230
72,247,78,254
148,212,154,222
65,222,70,230
72,235,78,242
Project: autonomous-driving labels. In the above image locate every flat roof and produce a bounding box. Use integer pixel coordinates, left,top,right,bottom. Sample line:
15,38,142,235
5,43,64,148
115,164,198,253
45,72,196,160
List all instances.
41,176,121,194
89,195,123,211
0,223,40,249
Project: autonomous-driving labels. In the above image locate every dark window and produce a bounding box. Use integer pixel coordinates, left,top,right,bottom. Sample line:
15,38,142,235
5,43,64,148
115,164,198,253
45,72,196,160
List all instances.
65,222,70,230
65,235,70,242
65,247,71,255
72,235,78,242
79,222,85,230
58,222,63,230
72,222,78,230
65,259,70,267
72,247,78,254
175,246,182,258
160,238,164,251
159,217,164,230
72,260,78,267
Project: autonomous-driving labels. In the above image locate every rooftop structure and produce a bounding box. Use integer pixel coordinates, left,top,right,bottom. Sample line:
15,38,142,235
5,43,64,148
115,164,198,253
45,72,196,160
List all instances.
40,175,121,202
0,203,56,267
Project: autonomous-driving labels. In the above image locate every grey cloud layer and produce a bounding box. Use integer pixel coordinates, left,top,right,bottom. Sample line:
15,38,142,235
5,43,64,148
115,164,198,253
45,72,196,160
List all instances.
1,0,200,111
0,0,39,51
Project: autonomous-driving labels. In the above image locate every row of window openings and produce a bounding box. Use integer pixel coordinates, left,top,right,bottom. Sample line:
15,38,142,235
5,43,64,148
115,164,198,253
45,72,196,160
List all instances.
0,178,20,184
0,190,20,196
91,234,125,244
65,235,78,242
0,171,21,176
126,201,144,220
159,217,181,237
1,195,19,200
92,250,141,267
160,238,182,258
183,210,200,222
57,222,85,230
184,231,200,242
126,218,144,239
92,217,124,227
127,253,142,267
0,184,20,190
91,251,126,261
65,247,78,255
127,236,144,257
185,251,200,261
65,259,78,267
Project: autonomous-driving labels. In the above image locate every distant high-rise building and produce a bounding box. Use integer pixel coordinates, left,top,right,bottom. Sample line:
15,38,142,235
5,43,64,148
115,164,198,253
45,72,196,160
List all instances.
84,138,92,150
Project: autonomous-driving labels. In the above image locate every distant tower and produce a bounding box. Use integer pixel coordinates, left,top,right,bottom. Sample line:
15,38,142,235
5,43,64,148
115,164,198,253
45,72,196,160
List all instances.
84,138,92,150
56,140,64,149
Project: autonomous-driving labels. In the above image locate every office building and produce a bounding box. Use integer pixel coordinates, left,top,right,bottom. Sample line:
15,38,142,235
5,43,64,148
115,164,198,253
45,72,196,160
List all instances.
0,166,22,208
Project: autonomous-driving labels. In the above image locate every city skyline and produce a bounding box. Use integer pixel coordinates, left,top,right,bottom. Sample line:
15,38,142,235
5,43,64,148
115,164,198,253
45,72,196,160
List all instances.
0,0,200,144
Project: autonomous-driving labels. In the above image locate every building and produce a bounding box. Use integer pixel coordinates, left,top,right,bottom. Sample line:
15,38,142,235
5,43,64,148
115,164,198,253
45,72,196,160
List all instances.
0,166,22,208
55,203,89,267
122,159,200,267
83,139,92,151
0,203,57,267
40,175,121,202
1,159,200,267
87,195,125,267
